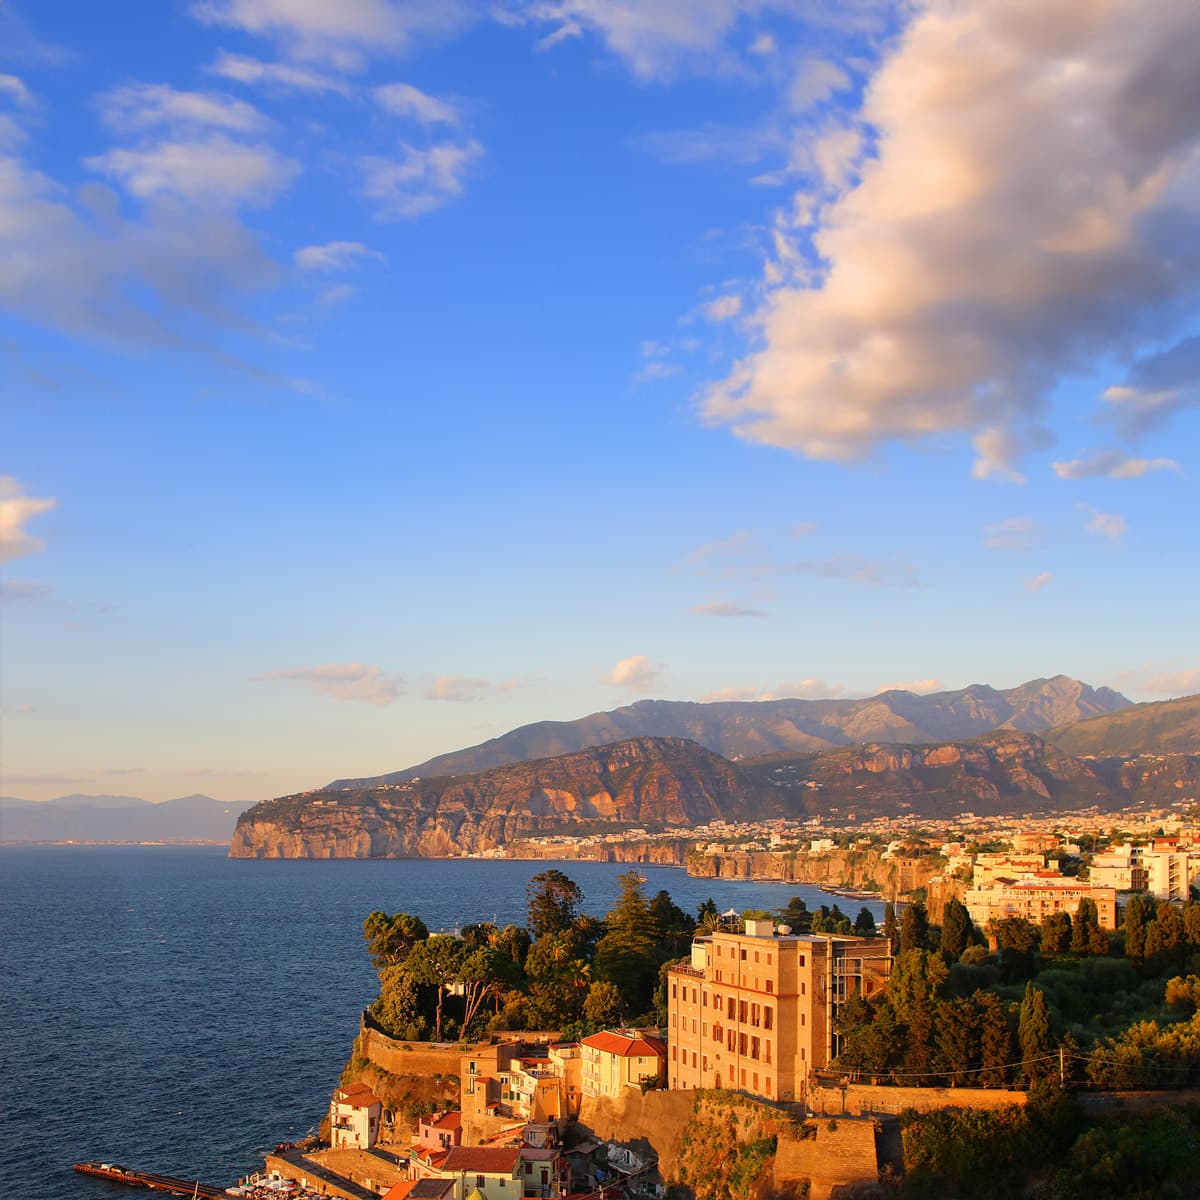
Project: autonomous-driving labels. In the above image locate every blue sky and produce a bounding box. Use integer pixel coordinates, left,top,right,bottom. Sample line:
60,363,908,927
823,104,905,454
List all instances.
3,0,1199,803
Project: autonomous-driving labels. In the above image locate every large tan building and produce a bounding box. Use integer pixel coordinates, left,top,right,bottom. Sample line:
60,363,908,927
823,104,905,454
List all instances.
666,918,892,1105
963,877,1118,930
579,1029,666,1099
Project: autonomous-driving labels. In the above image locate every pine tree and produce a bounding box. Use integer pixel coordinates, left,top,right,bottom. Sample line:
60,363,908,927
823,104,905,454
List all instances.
976,990,1012,1087
939,898,973,963
594,870,658,1014
900,901,929,954
1018,983,1054,1085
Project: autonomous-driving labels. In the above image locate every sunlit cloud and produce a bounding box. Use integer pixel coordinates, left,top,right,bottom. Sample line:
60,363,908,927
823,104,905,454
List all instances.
606,654,662,691
98,83,269,135
0,477,55,562
207,51,350,94
1140,668,1200,697
702,294,741,322
294,241,384,271
426,675,490,702
703,0,1200,478
1052,451,1181,480
876,677,941,695
1025,572,1053,592
1078,504,1127,541
251,661,404,705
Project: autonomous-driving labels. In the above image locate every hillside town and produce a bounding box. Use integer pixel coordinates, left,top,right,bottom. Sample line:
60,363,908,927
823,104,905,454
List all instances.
245,804,1200,1200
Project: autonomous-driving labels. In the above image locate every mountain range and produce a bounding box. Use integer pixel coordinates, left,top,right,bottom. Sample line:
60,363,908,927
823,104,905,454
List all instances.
330,674,1129,788
0,794,244,843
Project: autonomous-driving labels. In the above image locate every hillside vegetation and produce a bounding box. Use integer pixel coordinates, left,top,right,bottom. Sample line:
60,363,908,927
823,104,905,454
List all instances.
1048,693,1200,756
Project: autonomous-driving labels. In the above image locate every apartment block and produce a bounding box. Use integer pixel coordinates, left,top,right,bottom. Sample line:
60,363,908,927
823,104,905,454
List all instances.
963,877,1118,930
666,918,892,1105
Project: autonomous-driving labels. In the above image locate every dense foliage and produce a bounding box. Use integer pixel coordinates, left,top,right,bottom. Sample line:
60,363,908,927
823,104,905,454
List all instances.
363,869,697,1041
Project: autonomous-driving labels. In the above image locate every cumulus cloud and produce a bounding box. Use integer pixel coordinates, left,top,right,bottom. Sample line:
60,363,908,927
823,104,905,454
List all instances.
360,139,482,218
1052,451,1181,480
374,82,459,125
191,0,473,66
1104,336,1200,435
293,241,384,271
606,655,662,691
0,478,55,562
1025,572,1053,592
686,530,757,563
876,678,941,695
689,601,765,618
426,675,490,701
207,51,350,93
787,57,851,111
0,75,34,108
87,135,299,206
252,661,403,705
1142,668,1200,697
703,0,1200,479
1078,504,1127,540
984,517,1037,552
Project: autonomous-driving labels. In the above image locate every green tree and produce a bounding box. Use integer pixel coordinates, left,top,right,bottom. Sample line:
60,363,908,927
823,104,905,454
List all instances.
939,899,973,964
363,910,429,969
404,935,467,1041
459,946,521,1034
854,906,877,937
1041,911,1073,956
992,917,1040,981
900,901,930,954
371,965,427,1040
883,902,899,953
1071,898,1108,956
1123,894,1156,963
697,897,719,924
1018,983,1054,1085
976,990,1012,1087
594,870,658,1014
935,997,979,1083
1182,900,1200,948
583,979,624,1026
888,948,949,1023
1146,901,1186,968
649,889,695,961
526,869,583,940
778,896,812,933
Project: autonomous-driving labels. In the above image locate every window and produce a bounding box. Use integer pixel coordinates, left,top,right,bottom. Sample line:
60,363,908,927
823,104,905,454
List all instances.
672,1046,677,1061
767,954,773,965
671,983,677,999
799,955,806,966
727,1029,735,1051
765,1076,772,1095
751,1037,760,1060
753,1072,759,1089
716,969,722,982
764,1040,772,1064
739,1000,747,1023
739,1033,747,1055
692,1051,697,1068
477,1177,485,1189
740,948,747,961
713,1024,723,1043
703,1022,707,1036
754,951,760,963
692,1018,697,1033
764,1007,773,1030
741,1068,747,1086
751,1003,760,1026
800,982,805,995
728,998,735,1019
765,980,773,994
703,992,708,1008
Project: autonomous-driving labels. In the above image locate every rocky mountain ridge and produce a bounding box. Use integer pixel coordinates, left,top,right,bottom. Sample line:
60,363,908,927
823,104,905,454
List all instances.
230,730,1200,859
329,674,1129,789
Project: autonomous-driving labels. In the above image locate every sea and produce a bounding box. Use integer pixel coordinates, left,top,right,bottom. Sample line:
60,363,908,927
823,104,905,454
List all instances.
0,846,886,1200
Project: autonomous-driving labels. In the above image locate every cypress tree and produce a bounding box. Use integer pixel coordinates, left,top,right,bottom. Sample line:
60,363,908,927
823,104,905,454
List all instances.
883,902,899,954
900,900,930,954
939,898,973,963
1018,982,1054,1085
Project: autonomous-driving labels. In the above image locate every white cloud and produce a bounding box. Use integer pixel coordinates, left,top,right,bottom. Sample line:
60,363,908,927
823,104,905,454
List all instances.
1025,572,1053,592
635,360,682,381
207,51,350,93
1078,504,1127,540
607,654,662,691
99,83,268,135
689,601,765,618
1141,668,1200,697
360,139,482,218
374,82,459,125
294,241,384,271
984,517,1037,552
252,661,403,705
1052,451,1181,480
87,135,300,206
704,0,1200,478
1103,336,1200,434
787,57,851,111
702,294,741,322
0,477,55,563
0,74,34,107
876,677,941,695
426,675,490,701
191,0,473,66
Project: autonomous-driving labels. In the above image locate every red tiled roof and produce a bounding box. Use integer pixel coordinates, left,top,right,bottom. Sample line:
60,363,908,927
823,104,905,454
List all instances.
383,1183,416,1200
580,1030,666,1058
335,1083,381,1108
430,1111,462,1129
441,1147,521,1175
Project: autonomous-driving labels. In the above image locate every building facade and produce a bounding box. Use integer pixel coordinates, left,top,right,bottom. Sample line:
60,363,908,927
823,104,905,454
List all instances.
329,1082,382,1150
578,1030,666,1099
963,878,1118,930
666,919,892,1104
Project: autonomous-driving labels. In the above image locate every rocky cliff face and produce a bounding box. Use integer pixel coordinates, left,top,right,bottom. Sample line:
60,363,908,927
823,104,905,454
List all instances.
231,732,1200,859
230,738,752,859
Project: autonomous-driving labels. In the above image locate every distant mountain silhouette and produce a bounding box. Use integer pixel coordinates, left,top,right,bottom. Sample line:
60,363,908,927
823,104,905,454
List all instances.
1047,693,1200,756
0,793,246,843
329,674,1129,789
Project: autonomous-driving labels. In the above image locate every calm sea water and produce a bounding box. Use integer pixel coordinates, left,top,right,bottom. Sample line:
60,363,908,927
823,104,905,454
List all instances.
0,846,884,1199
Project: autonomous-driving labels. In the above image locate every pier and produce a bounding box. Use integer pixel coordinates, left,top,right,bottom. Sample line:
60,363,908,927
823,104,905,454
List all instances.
73,1161,228,1197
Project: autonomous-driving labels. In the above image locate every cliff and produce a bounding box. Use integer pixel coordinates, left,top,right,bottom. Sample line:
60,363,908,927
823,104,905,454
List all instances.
231,733,1200,859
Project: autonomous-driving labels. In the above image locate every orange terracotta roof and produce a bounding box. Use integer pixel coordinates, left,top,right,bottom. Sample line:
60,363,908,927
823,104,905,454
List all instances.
441,1147,521,1175
431,1111,462,1129
580,1030,666,1058
335,1083,381,1108
383,1183,417,1200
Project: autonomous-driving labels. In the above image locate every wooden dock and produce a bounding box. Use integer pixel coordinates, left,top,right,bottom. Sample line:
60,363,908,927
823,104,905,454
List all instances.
73,1161,228,1198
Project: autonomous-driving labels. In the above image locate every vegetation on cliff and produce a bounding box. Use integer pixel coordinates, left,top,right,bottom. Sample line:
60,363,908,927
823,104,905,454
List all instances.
363,869,696,1041
1047,693,1200,757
